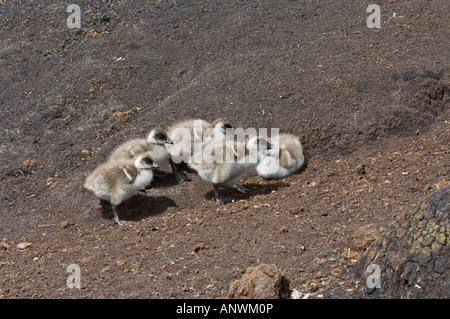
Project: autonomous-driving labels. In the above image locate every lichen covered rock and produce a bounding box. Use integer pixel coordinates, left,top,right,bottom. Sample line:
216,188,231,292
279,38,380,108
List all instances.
351,186,449,298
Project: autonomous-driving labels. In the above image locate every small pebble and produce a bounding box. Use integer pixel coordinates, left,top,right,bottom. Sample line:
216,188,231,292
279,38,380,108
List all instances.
60,221,70,228
17,242,32,250
356,165,366,175
193,243,206,253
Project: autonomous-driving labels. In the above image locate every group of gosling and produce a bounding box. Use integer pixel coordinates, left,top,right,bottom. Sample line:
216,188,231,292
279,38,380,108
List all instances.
84,118,305,225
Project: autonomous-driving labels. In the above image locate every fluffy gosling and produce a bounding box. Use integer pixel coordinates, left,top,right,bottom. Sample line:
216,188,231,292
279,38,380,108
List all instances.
166,118,234,183
188,135,271,204
107,127,173,165
256,133,304,179
84,155,158,225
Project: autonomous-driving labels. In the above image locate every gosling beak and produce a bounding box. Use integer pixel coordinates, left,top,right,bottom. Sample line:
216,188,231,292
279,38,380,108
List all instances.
152,162,160,168
165,137,174,145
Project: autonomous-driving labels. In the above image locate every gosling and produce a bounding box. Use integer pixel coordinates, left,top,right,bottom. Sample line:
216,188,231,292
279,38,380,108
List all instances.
107,127,173,165
256,133,304,179
84,154,158,225
166,118,234,183
188,135,271,204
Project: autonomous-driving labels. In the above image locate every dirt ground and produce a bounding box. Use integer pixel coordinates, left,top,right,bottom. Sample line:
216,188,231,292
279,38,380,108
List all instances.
0,0,448,299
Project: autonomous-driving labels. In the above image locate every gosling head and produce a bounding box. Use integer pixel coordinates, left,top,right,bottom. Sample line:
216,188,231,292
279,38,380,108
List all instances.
212,118,234,136
135,155,159,170
246,135,272,159
266,139,280,157
147,128,173,145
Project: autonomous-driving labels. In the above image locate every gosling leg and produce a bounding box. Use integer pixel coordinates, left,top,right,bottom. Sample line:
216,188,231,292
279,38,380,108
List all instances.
112,204,129,226
170,157,191,183
213,184,233,205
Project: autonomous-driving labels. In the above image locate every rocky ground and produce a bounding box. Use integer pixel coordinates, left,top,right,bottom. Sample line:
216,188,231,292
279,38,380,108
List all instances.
0,0,448,298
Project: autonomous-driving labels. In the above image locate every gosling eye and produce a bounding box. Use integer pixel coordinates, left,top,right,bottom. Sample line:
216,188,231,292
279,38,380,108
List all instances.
155,132,166,140
142,157,153,165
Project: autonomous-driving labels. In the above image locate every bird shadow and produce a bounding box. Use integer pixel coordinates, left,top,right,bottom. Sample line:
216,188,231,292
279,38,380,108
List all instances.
149,169,180,188
100,194,178,223
294,154,309,175
149,166,197,187
203,180,292,203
